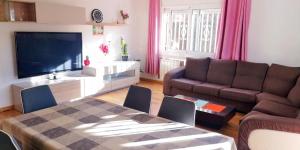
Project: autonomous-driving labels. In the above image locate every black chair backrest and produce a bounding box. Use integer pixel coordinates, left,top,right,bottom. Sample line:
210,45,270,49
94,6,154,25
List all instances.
0,130,20,150
21,85,57,114
124,85,152,113
158,96,196,126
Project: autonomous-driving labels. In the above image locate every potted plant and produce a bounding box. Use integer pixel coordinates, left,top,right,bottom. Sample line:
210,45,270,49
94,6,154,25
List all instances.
121,37,128,61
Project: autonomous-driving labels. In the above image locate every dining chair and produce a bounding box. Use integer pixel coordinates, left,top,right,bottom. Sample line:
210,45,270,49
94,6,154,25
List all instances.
21,85,57,114
123,85,152,113
158,96,196,126
0,130,20,150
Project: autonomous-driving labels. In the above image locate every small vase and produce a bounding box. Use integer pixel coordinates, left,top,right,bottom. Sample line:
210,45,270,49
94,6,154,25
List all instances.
122,56,128,61
84,56,90,66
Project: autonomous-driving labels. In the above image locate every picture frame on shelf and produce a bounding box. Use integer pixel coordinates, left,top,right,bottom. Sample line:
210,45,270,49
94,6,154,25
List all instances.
93,24,104,35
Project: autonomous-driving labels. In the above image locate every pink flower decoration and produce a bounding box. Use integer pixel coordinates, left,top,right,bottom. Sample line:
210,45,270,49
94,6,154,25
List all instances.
99,44,109,55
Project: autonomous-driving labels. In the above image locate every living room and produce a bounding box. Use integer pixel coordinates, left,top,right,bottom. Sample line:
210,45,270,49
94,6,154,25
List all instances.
0,0,299,150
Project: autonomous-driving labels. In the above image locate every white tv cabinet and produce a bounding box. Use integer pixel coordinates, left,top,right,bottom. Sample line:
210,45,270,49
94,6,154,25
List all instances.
82,61,140,96
12,78,83,113
12,61,140,113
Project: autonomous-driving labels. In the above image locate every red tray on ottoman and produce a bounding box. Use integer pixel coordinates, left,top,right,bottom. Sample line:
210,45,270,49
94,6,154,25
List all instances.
174,95,236,129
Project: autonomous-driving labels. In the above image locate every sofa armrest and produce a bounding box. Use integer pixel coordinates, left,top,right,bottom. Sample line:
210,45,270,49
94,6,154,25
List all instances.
238,111,300,150
163,67,185,95
248,129,300,150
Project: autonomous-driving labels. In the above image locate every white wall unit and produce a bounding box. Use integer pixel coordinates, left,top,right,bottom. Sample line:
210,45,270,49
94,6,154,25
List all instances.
11,61,140,113
35,2,86,24
82,61,140,93
82,76,112,96
12,78,83,112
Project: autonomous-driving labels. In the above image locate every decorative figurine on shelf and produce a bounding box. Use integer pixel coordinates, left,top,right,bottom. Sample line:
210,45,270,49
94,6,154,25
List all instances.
84,56,90,66
121,37,128,61
120,10,129,24
100,43,109,55
93,25,104,35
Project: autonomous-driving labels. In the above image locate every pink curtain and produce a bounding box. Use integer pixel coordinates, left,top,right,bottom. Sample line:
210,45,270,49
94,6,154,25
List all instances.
215,0,252,61
145,0,161,76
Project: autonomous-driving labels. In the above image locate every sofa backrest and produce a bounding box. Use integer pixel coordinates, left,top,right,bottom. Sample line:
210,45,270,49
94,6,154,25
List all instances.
232,61,269,91
207,59,237,86
263,64,300,97
185,57,210,82
288,77,300,107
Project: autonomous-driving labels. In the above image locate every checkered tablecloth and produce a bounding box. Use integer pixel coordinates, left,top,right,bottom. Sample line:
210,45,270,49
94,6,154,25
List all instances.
2,98,237,150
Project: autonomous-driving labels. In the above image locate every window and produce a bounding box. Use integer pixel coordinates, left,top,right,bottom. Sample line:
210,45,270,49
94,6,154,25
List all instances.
161,8,221,57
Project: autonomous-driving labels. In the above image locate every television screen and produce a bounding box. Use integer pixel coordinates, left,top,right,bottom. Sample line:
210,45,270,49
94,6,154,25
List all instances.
15,32,83,79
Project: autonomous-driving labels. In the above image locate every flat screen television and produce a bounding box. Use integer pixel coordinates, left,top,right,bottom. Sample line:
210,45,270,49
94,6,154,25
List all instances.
15,32,83,79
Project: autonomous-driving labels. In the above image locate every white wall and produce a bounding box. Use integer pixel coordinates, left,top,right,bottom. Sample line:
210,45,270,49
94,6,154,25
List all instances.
0,0,149,108
129,0,149,71
162,0,221,8
248,0,300,67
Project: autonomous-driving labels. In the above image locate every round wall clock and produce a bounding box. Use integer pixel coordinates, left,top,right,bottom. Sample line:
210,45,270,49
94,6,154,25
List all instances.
91,9,103,23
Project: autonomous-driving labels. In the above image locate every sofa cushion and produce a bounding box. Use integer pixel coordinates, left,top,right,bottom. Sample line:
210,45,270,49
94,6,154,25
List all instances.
185,57,210,81
256,92,293,106
220,88,260,103
288,77,300,107
263,64,300,97
253,100,299,118
193,83,228,97
232,61,269,91
171,78,202,91
207,59,237,86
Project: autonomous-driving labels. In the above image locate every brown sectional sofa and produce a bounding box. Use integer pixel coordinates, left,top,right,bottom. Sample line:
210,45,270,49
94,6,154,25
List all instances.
163,57,300,150
164,58,272,112
238,76,300,150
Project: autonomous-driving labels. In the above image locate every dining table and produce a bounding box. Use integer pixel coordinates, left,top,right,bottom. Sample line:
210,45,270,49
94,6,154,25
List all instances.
2,97,237,150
